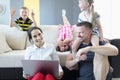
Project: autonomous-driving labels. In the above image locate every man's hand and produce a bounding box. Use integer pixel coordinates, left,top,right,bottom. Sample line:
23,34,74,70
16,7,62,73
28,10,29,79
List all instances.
76,46,90,57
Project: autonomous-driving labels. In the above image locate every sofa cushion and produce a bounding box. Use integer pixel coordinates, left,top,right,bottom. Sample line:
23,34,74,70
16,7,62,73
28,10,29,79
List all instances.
40,25,59,46
0,50,25,67
0,31,12,53
0,24,27,50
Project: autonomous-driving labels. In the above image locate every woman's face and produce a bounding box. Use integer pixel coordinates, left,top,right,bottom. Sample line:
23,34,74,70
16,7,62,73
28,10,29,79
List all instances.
31,29,44,48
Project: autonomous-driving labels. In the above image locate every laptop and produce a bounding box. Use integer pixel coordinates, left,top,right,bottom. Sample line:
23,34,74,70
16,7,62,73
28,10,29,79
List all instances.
21,60,59,77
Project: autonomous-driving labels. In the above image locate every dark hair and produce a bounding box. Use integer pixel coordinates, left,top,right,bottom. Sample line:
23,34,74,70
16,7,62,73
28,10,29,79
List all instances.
76,21,92,30
27,27,43,42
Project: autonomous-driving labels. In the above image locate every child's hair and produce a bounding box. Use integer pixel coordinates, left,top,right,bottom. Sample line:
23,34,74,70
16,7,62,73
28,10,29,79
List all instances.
81,0,95,28
20,7,29,12
27,27,43,43
87,0,96,28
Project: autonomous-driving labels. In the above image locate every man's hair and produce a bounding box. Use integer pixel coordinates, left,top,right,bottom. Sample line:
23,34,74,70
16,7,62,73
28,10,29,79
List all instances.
76,21,92,30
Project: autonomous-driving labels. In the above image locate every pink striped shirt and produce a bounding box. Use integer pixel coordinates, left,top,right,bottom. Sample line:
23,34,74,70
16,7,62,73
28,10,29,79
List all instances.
58,25,73,41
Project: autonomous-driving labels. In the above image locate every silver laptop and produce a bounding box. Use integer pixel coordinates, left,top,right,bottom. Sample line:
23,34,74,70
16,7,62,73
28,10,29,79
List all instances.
21,60,59,77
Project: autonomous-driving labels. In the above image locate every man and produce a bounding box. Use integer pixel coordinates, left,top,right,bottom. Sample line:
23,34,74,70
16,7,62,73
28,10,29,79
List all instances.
65,21,118,80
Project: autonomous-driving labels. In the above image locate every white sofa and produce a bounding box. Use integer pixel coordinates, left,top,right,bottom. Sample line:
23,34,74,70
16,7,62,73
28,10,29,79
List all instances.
0,24,74,68
0,24,120,79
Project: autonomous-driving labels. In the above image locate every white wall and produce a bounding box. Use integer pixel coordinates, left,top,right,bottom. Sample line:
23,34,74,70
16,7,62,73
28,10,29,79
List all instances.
0,0,23,25
0,0,10,25
94,0,120,39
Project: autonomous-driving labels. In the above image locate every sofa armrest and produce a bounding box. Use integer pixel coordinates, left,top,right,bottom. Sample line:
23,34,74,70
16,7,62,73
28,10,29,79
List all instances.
109,39,120,78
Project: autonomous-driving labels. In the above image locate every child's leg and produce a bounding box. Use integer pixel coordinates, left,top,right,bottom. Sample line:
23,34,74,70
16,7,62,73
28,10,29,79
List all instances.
62,9,70,26
91,35,109,80
62,16,70,26
31,72,44,80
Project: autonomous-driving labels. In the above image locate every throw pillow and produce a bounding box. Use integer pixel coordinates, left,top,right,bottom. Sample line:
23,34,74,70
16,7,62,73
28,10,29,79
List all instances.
0,31,12,53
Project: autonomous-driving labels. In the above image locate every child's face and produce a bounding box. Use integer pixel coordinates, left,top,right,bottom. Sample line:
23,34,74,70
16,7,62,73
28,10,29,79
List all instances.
59,44,69,52
20,9,29,19
78,0,89,11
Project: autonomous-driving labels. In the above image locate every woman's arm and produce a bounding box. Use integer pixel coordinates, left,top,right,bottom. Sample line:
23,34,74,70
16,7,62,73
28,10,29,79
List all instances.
51,47,64,79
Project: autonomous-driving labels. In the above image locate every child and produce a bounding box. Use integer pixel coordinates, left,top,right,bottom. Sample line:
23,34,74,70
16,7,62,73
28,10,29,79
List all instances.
56,9,73,52
10,7,37,31
23,27,63,80
72,0,109,80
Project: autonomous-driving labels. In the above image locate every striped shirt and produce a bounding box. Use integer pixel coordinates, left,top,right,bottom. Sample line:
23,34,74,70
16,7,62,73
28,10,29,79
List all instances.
15,17,33,31
58,25,73,41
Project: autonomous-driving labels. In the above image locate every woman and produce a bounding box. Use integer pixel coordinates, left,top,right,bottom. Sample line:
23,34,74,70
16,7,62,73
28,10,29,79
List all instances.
23,27,63,80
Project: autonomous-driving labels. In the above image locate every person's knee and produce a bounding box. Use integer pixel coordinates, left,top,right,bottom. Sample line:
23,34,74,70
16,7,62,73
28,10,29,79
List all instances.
32,72,44,80
45,74,55,80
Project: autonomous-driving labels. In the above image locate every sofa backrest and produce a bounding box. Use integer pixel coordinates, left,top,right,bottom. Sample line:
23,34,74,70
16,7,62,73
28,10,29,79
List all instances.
0,24,77,50
0,24,27,50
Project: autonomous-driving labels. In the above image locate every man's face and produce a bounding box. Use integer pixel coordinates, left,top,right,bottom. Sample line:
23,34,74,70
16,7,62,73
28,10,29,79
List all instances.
76,25,92,41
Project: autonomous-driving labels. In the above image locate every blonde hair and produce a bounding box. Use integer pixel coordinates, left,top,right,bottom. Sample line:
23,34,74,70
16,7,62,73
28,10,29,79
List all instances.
88,0,96,28
20,7,29,12
81,0,95,28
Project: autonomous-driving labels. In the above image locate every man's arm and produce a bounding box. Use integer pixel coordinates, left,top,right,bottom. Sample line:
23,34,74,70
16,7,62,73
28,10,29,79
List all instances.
65,53,87,70
65,54,79,70
72,37,83,54
76,43,118,57
89,43,118,56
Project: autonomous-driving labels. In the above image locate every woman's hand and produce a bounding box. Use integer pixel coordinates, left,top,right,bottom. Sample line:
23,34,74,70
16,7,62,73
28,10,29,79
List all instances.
23,71,32,79
56,71,64,80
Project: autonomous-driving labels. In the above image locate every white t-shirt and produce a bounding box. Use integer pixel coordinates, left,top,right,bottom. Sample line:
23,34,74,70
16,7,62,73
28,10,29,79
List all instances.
25,42,63,73
78,11,100,36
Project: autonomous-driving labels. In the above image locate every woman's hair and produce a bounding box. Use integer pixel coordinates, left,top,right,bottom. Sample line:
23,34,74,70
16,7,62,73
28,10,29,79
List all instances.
27,27,43,43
